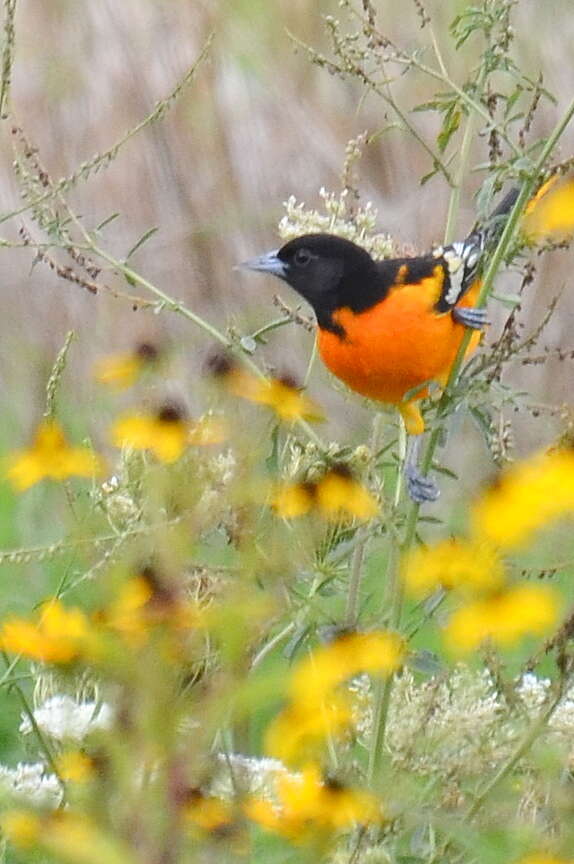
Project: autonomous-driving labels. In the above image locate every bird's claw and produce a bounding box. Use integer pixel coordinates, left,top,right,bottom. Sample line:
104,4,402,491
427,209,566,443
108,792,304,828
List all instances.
452,306,488,330
405,463,440,503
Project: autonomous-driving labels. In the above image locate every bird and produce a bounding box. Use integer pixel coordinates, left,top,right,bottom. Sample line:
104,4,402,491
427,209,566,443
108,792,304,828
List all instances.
239,188,525,502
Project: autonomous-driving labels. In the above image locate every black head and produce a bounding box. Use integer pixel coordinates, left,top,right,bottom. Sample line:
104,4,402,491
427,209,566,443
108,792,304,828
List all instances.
240,234,380,327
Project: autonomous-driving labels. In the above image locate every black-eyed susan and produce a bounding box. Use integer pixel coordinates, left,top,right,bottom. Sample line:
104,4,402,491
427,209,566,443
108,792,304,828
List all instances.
289,630,405,705
273,465,378,521
443,582,560,654
246,763,382,843
206,351,323,423
94,342,161,389
401,538,506,598
273,481,316,518
100,568,198,645
111,402,190,463
471,448,574,549
264,695,352,766
315,464,379,519
6,420,102,492
112,404,226,463
247,374,324,423
0,600,90,664
183,789,236,834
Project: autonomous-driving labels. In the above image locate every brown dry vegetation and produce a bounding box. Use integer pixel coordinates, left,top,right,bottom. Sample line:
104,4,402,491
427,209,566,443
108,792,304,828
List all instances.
1,0,574,477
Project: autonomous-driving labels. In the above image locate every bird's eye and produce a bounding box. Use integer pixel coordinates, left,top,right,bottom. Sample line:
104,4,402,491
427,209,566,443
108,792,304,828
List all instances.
293,248,312,267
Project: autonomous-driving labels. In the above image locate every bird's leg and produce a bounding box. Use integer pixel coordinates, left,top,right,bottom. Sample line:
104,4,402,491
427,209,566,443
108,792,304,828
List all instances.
405,436,440,503
452,306,487,329
397,402,440,503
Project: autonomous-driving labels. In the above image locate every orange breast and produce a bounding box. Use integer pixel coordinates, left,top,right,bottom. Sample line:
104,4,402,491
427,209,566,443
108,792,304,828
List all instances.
317,280,480,406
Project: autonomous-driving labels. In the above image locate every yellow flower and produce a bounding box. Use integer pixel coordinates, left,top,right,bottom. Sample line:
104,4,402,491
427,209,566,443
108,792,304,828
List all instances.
471,449,574,549
402,538,506,597
246,764,382,843
94,342,160,389
1,810,41,848
273,465,378,521
273,481,316,518
112,402,189,463
265,695,352,765
57,751,94,784
290,630,405,704
206,351,323,422
523,175,574,242
315,466,379,519
184,790,236,833
100,569,198,645
444,583,560,654
247,376,324,423
6,420,102,491
1,599,90,663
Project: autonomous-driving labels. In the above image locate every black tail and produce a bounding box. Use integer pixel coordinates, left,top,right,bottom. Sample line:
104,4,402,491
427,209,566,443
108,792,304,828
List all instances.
477,186,520,247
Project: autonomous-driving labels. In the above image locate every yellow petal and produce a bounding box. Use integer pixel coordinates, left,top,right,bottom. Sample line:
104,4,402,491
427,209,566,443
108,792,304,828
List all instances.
57,751,94,783
5,421,101,491
265,696,352,766
112,415,188,463
444,583,560,654
290,630,405,704
523,175,574,242
1,810,41,848
316,470,378,520
94,354,142,389
402,538,506,597
273,482,315,518
472,449,574,549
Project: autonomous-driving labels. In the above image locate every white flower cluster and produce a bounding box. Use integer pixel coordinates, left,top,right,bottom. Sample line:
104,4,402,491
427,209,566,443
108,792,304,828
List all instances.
100,472,140,529
194,449,237,526
211,753,299,802
279,188,395,260
0,762,62,807
19,694,113,742
351,665,574,781
0,695,113,809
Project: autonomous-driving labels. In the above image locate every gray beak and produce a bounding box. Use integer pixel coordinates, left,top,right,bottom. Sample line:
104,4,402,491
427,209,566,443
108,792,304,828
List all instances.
237,250,287,280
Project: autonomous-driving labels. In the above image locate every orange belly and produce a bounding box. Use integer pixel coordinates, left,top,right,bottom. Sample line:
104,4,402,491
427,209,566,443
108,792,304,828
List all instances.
317,282,480,406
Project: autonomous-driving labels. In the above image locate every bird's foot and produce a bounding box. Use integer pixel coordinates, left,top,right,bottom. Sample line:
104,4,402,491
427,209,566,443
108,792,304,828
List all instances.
405,462,440,503
452,306,488,330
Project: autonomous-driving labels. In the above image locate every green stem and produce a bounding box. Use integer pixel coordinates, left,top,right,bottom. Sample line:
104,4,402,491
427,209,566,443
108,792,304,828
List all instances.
367,86,574,793
411,93,574,531
2,651,63,785
250,621,296,670
443,86,480,245
249,316,292,342
467,688,562,819
429,685,565,864
368,420,406,786
344,533,368,628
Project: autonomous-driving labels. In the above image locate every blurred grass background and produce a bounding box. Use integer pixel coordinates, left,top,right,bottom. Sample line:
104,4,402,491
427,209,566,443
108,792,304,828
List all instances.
1,0,573,443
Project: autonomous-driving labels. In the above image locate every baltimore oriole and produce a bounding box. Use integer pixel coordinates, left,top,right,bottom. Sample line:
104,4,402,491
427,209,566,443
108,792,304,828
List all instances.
241,182,572,502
